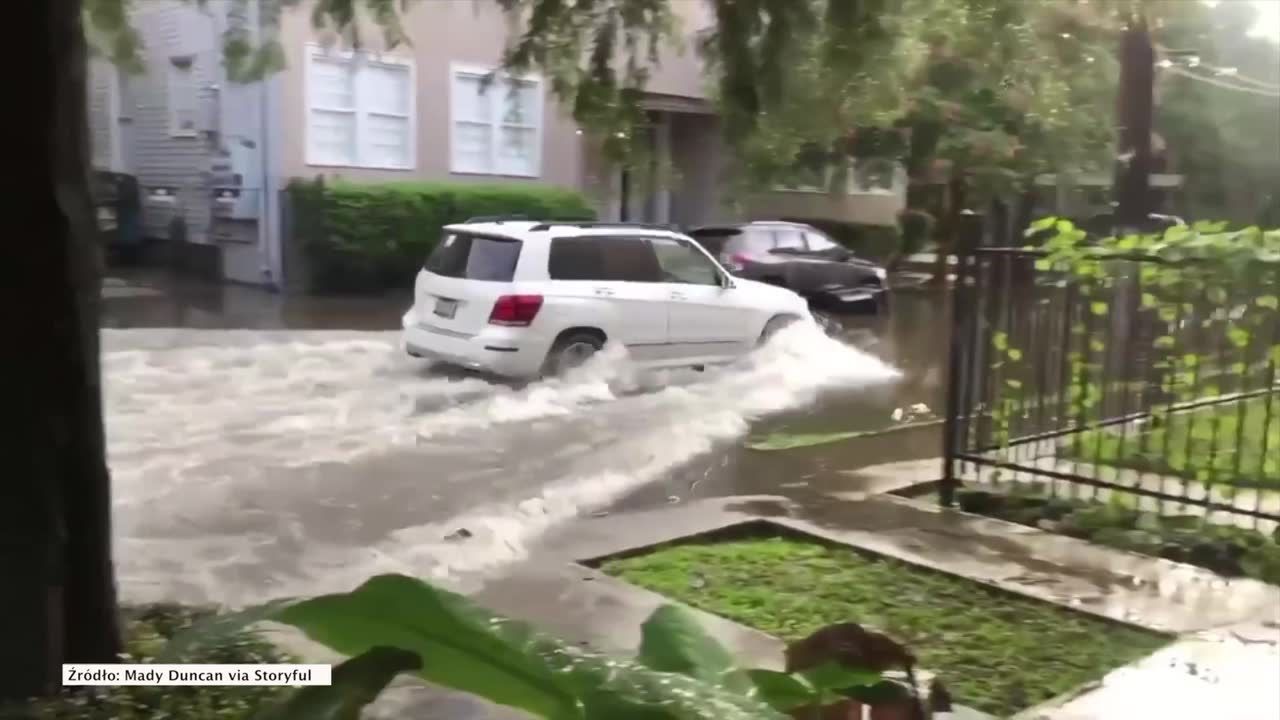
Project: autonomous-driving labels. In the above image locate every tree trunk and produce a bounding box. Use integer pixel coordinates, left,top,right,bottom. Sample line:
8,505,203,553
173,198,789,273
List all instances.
1,0,122,702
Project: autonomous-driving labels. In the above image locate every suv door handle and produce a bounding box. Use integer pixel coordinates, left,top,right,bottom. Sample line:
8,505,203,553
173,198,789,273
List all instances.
593,287,615,297
670,291,687,300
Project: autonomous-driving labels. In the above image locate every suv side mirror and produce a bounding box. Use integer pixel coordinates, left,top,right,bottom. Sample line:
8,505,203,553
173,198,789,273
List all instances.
720,273,736,290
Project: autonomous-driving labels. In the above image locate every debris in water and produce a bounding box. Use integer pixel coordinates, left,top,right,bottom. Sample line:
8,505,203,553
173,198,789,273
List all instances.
667,495,681,504
589,509,611,518
444,528,473,542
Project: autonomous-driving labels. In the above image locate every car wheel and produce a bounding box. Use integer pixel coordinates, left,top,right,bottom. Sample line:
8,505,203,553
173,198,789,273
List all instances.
758,315,799,346
543,332,605,376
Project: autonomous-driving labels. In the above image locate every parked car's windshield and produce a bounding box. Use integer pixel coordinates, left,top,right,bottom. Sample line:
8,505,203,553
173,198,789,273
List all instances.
721,228,776,257
803,231,841,252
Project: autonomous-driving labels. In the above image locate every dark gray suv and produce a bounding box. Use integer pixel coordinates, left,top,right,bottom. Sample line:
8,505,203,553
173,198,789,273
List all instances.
688,221,889,313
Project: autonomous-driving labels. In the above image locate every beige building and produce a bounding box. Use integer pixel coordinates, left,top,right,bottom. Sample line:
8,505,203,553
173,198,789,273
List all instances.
90,0,904,288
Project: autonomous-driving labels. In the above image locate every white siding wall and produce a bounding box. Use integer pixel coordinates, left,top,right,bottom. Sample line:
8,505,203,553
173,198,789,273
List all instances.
130,0,219,242
87,58,122,171
126,0,274,285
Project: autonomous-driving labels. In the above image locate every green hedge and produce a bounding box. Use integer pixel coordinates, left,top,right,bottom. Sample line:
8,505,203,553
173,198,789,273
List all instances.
289,178,596,294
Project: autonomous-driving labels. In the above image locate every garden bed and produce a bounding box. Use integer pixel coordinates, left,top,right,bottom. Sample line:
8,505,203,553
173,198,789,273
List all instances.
955,485,1280,586
11,605,292,720
1063,396,1280,489
598,524,1168,717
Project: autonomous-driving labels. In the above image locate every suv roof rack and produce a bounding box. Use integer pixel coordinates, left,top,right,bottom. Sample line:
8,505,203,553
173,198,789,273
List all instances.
462,215,530,224
529,221,680,232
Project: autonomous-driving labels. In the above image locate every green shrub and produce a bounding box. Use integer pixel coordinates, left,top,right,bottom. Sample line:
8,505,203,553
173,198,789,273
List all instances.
14,605,293,720
145,575,892,720
289,179,595,294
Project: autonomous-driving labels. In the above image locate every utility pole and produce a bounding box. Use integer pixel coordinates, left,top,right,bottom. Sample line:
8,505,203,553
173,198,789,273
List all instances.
1114,17,1155,230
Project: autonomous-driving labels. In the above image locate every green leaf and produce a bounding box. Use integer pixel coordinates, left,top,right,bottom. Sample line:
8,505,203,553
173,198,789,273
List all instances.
1191,220,1229,234
1228,326,1251,349
1158,306,1178,323
799,662,884,699
1153,335,1176,349
158,599,296,662
1007,348,1023,361
251,647,421,720
1005,378,1023,389
746,670,817,712
1089,339,1105,353
579,688,682,720
1181,354,1199,368
1141,293,1158,308
1090,301,1108,317
1054,219,1076,234
1257,296,1279,310
1270,345,1280,366
992,332,1009,351
1027,216,1057,234
274,574,581,720
1207,287,1229,305
637,605,753,694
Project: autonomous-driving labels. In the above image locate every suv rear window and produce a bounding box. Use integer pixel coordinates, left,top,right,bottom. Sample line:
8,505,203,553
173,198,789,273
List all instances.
548,236,662,282
424,233,522,281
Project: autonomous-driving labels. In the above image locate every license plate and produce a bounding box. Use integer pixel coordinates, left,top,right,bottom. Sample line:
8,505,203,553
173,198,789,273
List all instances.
433,297,458,319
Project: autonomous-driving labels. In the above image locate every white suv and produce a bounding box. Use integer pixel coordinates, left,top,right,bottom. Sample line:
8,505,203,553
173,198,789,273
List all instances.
401,219,814,379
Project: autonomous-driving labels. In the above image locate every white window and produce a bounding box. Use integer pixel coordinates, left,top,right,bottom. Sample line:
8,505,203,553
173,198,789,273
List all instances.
450,66,542,177
167,60,198,138
306,47,414,169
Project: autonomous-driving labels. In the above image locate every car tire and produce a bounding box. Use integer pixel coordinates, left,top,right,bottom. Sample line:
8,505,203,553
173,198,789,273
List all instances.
543,332,605,377
758,315,799,346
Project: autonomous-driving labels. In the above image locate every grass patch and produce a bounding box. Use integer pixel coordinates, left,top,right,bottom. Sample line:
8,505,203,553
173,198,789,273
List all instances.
10,605,292,720
603,534,1168,717
1067,396,1280,489
746,420,943,451
958,485,1280,585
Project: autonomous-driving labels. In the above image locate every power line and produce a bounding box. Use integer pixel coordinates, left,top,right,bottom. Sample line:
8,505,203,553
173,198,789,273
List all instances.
1154,44,1280,92
1170,61,1280,92
1162,65,1280,98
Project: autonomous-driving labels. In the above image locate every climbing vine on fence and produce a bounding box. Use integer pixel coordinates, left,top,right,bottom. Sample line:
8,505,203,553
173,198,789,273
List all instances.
982,218,1280,494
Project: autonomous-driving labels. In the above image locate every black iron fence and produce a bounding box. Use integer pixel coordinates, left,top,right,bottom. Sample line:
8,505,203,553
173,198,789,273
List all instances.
941,216,1280,531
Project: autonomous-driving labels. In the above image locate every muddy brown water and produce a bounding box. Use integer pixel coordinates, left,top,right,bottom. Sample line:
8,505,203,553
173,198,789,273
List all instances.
101,269,947,606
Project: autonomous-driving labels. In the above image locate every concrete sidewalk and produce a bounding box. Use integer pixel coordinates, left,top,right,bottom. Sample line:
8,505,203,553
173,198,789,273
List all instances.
311,478,1279,719
467,492,1279,719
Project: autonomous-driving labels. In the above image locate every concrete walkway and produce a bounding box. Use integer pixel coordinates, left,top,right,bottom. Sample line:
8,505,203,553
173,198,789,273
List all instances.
349,483,1277,719
475,493,1276,719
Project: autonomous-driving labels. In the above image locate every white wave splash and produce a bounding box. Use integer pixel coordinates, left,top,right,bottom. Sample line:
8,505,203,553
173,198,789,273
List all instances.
106,322,898,606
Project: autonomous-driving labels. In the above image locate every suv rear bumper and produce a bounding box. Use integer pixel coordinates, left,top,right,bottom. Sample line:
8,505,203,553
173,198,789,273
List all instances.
401,310,548,378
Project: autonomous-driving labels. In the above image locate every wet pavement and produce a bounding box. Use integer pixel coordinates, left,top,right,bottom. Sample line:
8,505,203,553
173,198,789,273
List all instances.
101,269,947,606
461,493,1278,720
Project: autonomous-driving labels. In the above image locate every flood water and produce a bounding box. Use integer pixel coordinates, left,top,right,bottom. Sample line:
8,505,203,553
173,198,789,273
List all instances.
102,270,948,606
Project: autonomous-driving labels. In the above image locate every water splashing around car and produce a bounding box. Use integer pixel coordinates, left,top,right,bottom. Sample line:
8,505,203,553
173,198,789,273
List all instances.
106,320,898,606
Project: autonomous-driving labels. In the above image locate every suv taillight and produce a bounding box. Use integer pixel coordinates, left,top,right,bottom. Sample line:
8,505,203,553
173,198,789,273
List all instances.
722,252,751,272
489,294,543,326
